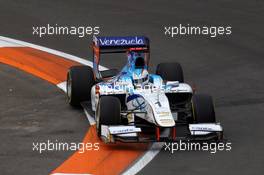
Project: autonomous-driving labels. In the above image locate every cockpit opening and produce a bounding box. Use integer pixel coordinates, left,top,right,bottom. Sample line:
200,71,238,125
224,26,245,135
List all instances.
135,57,145,69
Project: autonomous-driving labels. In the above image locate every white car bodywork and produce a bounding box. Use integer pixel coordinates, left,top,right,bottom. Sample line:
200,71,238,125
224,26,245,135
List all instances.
91,79,193,127
90,75,223,143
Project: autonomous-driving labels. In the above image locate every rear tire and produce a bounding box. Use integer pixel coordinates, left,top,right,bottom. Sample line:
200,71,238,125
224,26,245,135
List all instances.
192,94,216,123
67,66,95,106
96,96,121,136
156,62,184,82
156,62,185,108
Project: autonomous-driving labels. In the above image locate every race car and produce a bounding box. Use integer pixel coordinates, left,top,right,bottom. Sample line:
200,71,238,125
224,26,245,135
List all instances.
66,36,223,143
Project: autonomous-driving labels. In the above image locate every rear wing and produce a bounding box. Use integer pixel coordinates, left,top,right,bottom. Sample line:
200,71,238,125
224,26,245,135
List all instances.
93,36,150,53
92,36,150,79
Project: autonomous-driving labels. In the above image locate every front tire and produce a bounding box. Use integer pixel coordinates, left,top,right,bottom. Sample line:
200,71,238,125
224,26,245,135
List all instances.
67,66,95,106
96,96,121,136
192,94,216,123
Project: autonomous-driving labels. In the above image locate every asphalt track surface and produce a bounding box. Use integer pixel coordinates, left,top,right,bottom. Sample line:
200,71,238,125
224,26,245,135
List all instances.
0,0,264,174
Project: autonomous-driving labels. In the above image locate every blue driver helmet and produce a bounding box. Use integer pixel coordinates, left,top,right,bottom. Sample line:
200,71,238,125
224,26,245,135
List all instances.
132,69,149,86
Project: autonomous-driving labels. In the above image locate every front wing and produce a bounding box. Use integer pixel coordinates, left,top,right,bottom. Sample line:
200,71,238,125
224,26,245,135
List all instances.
100,123,223,143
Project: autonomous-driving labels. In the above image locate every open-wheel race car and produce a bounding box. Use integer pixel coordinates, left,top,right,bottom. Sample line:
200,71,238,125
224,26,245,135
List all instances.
66,36,223,143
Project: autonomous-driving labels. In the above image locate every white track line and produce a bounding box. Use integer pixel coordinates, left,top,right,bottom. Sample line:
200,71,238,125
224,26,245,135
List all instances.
122,142,164,175
0,36,163,175
57,81,67,93
82,104,96,125
0,39,23,47
0,36,107,70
